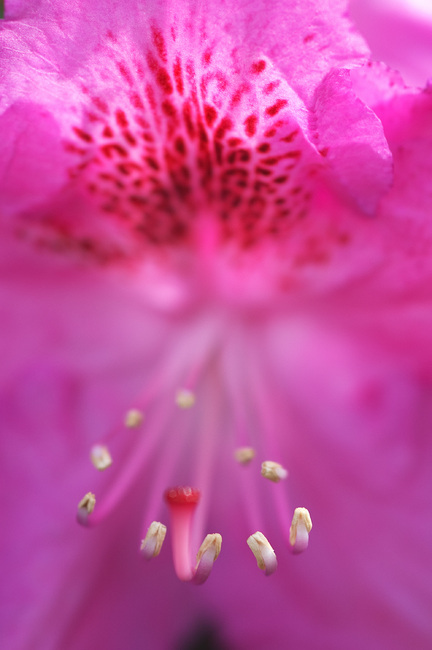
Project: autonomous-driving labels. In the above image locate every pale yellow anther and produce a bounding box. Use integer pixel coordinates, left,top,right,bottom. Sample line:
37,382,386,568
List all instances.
261,460,288,483
140,521,167,558
124,408,144,428
234,447,256,465
196,533,222,566
90,444,112,471
289,507,313,546
175,389,195,409
247,531,277,574
78,492,96,515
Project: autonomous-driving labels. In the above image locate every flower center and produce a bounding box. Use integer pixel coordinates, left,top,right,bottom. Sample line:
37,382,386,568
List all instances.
21,20,354,303
76,315,312,584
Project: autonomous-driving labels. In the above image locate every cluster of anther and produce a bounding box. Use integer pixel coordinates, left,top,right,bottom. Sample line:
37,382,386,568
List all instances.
40,22,332,262
78,407,312,584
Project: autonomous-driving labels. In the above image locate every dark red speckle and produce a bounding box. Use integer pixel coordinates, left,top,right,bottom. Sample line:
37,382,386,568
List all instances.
151,26,168,62
174,136,187,156
146,52,158,72
251,60,266,74
215,117,233,140
144,156,160,171
202,48,212,66
204,104,218,127
244,114,258,137
231,84,250,106
285,150,301,159
264,81,280,95
162,100,177,118
214,140,223,165
261,156,279,166
102,126,114,138
183,101,195,138
281,129,299,143
156,68,174,94
91,97,109,114
101,143,128,158
72,127,93,143
173,57,184,95
117,62,134,86
115,109,128,128
130,93,145,110
256,166,272,176
265,99,288,117
123,131,137,146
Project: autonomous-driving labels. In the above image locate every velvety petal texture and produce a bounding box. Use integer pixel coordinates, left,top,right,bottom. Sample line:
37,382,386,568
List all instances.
1,1,432,650
1,0,385,303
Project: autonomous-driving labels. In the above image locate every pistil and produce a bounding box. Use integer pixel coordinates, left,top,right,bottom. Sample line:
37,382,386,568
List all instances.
164,486,222,584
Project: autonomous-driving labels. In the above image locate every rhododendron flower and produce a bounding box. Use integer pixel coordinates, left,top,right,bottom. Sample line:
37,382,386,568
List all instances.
2,0,432,648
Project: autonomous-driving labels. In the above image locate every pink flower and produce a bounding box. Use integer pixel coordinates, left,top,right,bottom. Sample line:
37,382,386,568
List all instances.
1,0,432,648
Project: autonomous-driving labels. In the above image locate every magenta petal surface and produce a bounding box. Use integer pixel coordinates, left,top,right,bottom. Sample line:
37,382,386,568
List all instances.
349,0,432,87
311,68,392,213
2,2,432,650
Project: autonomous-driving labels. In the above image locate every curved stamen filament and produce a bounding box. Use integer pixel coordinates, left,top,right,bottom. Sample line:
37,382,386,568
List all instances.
139,407,191,541
245,341,296,540
83,404,172,525
190,369,221,552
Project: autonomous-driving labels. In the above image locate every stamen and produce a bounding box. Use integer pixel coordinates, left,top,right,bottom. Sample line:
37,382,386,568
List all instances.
289,507,312,554
140,521,167,559
175,388,196,409
77,492,96,525
90,444,113,471
247,531,278,576
261,460,288,483
234,447,256,465
124,408,144,428
194,533,222,585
